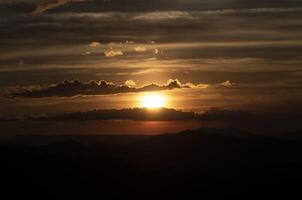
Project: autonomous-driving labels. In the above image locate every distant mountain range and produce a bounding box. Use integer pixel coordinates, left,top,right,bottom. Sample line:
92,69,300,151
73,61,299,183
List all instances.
1,128,302,198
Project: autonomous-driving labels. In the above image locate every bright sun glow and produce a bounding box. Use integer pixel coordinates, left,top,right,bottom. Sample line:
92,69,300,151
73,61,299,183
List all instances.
141,94,166,109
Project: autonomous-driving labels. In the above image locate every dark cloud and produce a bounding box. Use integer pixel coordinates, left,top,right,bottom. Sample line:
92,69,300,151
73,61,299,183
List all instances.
25,107,302,126
199,107,302,124
12,79,193,98
29,107,252,122
200,107,254,121
1,8,301,60
1,107,301,136
29,107,199,121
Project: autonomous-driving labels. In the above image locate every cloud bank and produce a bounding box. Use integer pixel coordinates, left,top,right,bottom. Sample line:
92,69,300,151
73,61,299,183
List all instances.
26,107,302,123
29,107,199,121
11,79,237,98
12,79,200,98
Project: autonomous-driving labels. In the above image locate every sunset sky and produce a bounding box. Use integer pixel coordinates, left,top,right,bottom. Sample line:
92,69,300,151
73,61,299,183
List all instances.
0,0,301,135
2,2,302,199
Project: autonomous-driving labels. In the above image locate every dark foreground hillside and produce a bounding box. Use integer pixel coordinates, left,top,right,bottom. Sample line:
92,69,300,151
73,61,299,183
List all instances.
1,128,302,199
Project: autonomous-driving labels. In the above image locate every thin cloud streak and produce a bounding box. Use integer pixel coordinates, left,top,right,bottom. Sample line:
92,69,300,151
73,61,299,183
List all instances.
42,8,302,20
32,0,71,15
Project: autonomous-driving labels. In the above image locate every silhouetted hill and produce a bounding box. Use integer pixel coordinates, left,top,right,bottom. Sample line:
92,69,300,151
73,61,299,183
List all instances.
1,128,302,199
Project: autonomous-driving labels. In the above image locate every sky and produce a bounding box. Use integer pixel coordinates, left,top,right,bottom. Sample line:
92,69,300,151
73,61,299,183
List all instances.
0,0,302,135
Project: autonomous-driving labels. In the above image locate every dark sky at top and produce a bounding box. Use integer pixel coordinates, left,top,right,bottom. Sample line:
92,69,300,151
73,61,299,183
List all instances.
1,0,302,11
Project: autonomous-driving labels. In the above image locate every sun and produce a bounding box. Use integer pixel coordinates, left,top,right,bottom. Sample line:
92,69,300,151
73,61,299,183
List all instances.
140,93,166,109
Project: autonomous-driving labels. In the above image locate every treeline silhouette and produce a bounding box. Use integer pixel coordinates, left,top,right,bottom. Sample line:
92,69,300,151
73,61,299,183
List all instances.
1,128,302,199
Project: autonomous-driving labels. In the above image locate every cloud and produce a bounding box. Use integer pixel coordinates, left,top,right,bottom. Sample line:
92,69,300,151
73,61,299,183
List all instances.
221,80,236,87
199,107,254,121
12,79,195,98
131,11,194,21
28,107,199,121
31,0,71,15
30,0,94,15
89,41,101,48
185,82,209,89
125,40,135,44
124,80,136,87
154,48,164,55
197,107,302,125
134,46,147,52
6,107,302,126
27,106,301,124
104,50,124,57
38,8,302,21
199,7,302,15
164,79,186,89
